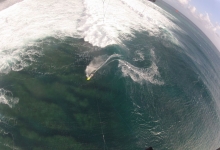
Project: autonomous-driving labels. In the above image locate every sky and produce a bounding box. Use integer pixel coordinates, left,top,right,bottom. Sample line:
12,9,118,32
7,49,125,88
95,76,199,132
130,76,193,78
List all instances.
190,0,220,24
162,0,220,51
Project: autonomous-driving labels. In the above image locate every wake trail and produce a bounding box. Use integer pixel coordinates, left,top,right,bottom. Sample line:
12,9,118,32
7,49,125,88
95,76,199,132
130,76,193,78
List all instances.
96,54,121,73
118,59,164,85
86,54,121,80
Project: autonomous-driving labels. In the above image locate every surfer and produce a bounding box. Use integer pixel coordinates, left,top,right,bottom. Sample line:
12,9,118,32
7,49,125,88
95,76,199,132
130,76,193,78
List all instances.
87,70,96,80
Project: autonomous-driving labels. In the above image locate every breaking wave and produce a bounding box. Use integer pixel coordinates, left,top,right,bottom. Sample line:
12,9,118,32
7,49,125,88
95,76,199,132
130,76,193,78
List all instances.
0,0,184,76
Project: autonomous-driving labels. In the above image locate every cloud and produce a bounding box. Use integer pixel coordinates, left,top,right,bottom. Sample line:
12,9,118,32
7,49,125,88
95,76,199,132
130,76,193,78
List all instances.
189,8,220,33
187,5,220,50
199,13,212,26
189,6,196,13
213,24,220,32
186,4,220,32
164,0,220,34
163,0,220,51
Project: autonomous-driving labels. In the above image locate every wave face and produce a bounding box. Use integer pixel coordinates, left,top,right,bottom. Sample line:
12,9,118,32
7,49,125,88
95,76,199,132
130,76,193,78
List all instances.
0,0,220,150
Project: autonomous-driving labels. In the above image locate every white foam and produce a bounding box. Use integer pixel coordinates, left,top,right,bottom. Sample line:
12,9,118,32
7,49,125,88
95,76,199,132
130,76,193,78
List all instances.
85,50,163,85
133,50,145,62
0,0,182,49
119,60,163,85
0,0,83,50
0,88,19,108
0,0,183,74
119,50,164,85
85,54,121,78
78,0,182,47
0,0,83,74
0,47,42,74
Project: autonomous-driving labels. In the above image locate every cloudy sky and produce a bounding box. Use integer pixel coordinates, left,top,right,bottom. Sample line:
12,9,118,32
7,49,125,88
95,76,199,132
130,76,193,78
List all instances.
162,0,220,51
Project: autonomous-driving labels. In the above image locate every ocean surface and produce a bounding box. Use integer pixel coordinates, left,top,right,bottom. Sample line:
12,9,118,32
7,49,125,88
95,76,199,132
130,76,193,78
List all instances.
0,0,220,150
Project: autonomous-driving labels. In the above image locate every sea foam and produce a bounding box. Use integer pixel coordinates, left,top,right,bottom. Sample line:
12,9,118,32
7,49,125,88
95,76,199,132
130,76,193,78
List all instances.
0,0,181,50
0,0,181,75
118,50,164,85
0,0,83,74
0,88,19,108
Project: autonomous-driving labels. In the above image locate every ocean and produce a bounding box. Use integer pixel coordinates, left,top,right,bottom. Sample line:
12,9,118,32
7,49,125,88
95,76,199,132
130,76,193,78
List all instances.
0,0,220,150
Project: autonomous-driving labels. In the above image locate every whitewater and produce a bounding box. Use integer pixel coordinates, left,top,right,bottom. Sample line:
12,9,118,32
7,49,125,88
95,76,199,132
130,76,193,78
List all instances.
0,0,181,107
0,0,182,74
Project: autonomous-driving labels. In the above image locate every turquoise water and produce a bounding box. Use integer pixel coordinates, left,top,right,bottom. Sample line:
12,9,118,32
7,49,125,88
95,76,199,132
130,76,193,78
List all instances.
0,1,220,150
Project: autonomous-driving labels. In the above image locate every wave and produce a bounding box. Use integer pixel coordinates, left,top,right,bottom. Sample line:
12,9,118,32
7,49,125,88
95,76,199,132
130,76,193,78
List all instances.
0,0,181,49
79,0,182,47
0,0,183,75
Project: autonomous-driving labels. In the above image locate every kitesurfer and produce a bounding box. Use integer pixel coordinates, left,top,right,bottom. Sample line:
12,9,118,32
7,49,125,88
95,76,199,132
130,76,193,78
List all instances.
87,70,96,80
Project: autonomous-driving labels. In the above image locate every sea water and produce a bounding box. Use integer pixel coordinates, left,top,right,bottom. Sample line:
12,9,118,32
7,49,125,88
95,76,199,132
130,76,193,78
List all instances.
0,0,220,150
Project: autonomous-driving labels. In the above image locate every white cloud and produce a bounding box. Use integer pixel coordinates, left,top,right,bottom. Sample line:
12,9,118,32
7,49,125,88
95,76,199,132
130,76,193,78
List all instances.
189,6,196,13
188,8,220,34
166,0,219,33
213,25,220,32
189,10,220,51
199,13,210,22
199,13,212,26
